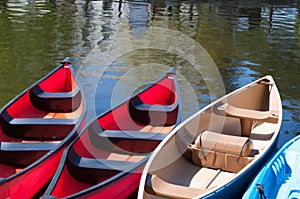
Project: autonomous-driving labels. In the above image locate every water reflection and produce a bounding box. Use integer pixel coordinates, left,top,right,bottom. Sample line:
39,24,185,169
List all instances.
0,0,299,147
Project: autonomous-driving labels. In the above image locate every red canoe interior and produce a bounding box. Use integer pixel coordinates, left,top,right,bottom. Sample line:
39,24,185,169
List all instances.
38,66,77,92
5,67,77,118
0,65,84,179
48,73,180,198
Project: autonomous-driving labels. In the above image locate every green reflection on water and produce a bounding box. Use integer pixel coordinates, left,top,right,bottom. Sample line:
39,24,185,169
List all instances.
0,0,89,105
0,0,299,142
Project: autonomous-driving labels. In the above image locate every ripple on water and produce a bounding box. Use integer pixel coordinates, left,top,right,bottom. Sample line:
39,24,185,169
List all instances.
7,0,51,20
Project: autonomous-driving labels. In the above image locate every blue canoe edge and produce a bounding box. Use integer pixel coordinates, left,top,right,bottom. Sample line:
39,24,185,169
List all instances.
243,135,300,199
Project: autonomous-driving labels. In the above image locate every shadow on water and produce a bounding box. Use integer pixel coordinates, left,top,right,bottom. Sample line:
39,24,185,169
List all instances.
0,0,299,147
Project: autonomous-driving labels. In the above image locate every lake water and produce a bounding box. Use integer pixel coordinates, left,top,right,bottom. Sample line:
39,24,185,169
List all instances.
0,0,299,148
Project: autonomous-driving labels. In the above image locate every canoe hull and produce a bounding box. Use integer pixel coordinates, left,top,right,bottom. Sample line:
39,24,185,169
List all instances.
138,75,282,199
243,135,300,199
0,58,87,198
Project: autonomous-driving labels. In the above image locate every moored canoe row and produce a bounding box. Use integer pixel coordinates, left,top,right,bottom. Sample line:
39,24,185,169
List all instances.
0,58,290,198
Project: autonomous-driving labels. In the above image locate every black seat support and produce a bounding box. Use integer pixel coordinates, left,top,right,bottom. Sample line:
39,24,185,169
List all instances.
68,147,138,171
130,96,178,113
129,96,179,126
88,122,166,153
0,141,59,167
67,147,147,184
0,111,77,140
30,85,81,112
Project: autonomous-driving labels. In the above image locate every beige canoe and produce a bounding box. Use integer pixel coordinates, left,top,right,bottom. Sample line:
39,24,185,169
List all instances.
138,75,282,199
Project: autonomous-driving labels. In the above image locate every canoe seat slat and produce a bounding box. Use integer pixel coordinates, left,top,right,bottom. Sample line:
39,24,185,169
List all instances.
88,123,167,153
220,103,279,123
0,142,58,151
30,85,81,112
0,111,77,140
0,142,58,167
8,118,77,125
67,147,145,184
1,111,78,125
129,96,179,126
98,130,168,141
217,103,278,136
68,147,142,171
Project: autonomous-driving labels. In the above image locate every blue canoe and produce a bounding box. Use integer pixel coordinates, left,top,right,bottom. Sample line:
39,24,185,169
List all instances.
243,135,300,199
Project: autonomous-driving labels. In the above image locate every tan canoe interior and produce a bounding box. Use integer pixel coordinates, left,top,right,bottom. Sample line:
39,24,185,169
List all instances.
143,77,280,199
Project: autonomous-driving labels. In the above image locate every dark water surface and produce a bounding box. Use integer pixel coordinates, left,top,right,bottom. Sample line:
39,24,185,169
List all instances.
0,0,299,148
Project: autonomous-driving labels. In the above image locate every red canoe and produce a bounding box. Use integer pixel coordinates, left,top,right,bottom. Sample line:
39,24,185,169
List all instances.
42,68,181,199
0,58,87,198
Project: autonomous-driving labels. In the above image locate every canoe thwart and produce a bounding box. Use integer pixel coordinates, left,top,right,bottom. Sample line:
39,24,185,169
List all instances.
98,130,168,141
67,147,143,184
0,141,58,151
129,96,178,113
68,147,139,170
0,111,77,140
30,85,81,112
88,122,167,153
129,96,179,126
217,103,278,136
219,103,279,123
0,142,58,166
